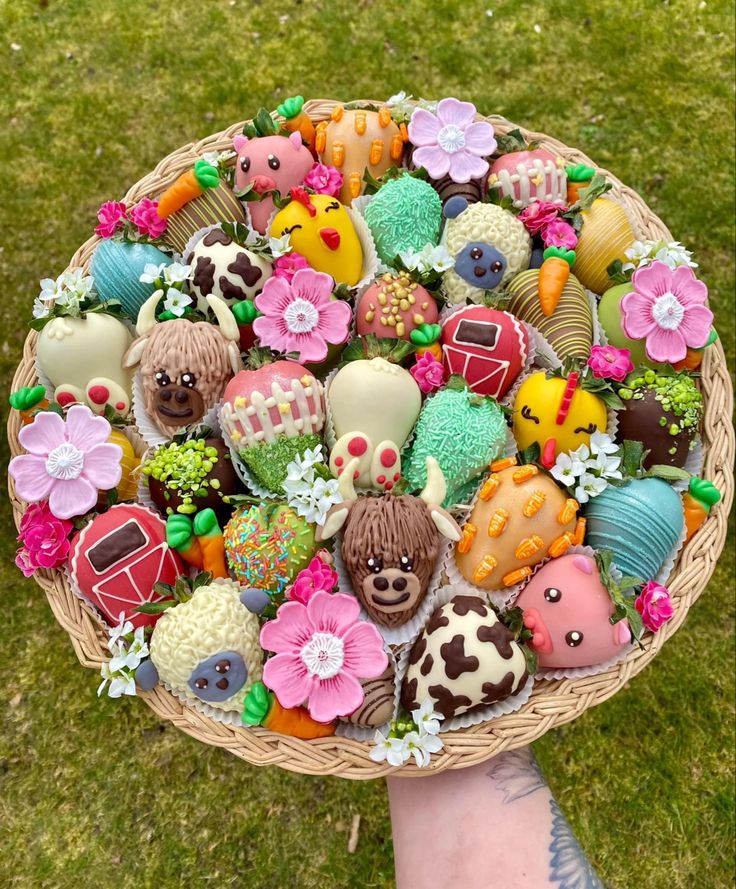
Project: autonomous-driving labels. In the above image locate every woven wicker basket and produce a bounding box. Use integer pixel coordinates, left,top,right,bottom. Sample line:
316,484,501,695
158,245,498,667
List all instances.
7,99,734,779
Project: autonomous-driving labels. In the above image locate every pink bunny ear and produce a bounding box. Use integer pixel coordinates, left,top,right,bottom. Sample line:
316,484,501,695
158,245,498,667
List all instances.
614,621,632,645
288,130,303,150
233,134,248,152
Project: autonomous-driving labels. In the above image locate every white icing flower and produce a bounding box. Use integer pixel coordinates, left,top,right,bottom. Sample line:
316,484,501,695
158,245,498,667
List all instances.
139,263,166,284
282,446,343,525
32,297,51,319
622,239,697,273
386,91,409,107
411,698,444,736
587,451,623,480
574,472,608,505
162,288,192,317
403,730,444,767
369,731,410,767
268,233,292,258
60,268,95,298
202,149,236,166
38,276,64,303
162,262,193,285
400,243,455,274
588,430,618,457
550,451,587,486
108,613,134,649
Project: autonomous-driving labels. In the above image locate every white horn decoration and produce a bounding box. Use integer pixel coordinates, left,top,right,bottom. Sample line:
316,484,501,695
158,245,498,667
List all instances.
338,458,359,501
419,456,446,506
136,290,164,336
206,295,240,342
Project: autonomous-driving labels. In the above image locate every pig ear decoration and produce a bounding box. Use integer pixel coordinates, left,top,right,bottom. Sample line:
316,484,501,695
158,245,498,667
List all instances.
206,294,240,342
419,457,462,542
315,458,359,541
615,620,632,646
233,134,248,152
288,130,303,150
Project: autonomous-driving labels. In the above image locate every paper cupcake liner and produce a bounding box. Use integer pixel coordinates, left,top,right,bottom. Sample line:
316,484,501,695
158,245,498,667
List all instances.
335,644,401,741
159,680,245,728
132,372,222,448
331,533,452,647
394,584,535,733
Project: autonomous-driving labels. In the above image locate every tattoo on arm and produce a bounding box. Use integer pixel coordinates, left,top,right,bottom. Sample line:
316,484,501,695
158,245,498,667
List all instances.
487,747,546,803
549,798,605,889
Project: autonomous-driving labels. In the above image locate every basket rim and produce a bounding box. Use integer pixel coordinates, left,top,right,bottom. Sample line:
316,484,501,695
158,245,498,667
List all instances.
6,98,735,779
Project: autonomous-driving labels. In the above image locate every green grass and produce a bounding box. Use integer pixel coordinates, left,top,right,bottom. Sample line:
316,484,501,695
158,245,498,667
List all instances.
0,0,733,886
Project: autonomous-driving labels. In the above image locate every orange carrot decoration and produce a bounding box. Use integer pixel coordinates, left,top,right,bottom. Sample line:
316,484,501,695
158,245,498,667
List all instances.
243,682,336,739
682,478,721,543
192,508,228,579
9,386,49,425
156,159,220,219
276,96,316,155
538,247,576,316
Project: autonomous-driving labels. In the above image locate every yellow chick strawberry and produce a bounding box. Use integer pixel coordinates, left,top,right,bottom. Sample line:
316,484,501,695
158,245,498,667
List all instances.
270,189,363,286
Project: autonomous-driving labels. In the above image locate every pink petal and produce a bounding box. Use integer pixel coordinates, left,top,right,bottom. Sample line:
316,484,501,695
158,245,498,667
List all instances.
290,268,333,306
679,303,714,348
18,411,65,456
644,326,687,363
316,299,352,342
82,443,124,491
9,454,55,502
631,260,674,299
462,121,497,157
412,145,452,179
255,275,294,316
620,291,656,339
293,331,328,364
64,405,111,450
306,591,360,636
671,265,708,307
48,476,97,520
341,622,388,678
407,108,441,146
436,97,477,130
262,653,314,709
252,315,291,353
307,671,364,722
260,601,312,653
448,150,490,184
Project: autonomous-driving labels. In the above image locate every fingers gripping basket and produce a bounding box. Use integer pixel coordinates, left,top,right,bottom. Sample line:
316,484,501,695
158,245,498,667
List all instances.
7,99,734,779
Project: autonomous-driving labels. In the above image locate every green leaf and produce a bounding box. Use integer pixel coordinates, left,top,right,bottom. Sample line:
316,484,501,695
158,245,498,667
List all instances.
495,128,528,154
253,107,278,137
517,442,541,465
606,258,632,285
340,334,415,365
523,646,538,676
621,439,646,477
646,464,691,482
134,600,175,615
571,173,612,211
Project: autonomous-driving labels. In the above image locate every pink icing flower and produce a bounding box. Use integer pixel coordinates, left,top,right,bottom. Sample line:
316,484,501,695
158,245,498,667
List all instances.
287,554,339,605
16,500,73,575
253,267,352,363
260,591,388,722
129,197,167,238
519,200,566,235
587,344,634,382
542,219,578,250
272,251,311,283
621,261,713,364
303,163,343,197
635,581,674,632
408,98,497,184
411,351,444,394
9,405,123,521
95,201,128,238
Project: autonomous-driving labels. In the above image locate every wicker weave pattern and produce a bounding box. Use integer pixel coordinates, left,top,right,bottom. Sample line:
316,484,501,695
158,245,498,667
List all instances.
6,99,734,779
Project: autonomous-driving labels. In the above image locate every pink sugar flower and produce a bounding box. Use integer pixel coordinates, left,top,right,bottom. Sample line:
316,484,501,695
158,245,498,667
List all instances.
587,344,634,382
287,554,339,605
411,351,444,394
16,500,73,575
95,201,128,238
635,581,674,632
260,591,388,722
519,200,566,235
621,261,713,364
408,98,497,184
272,251,311,283
129,197,168,238
303,163,343,197
542,218,578,250
9,405,123,520
253,267,352,363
